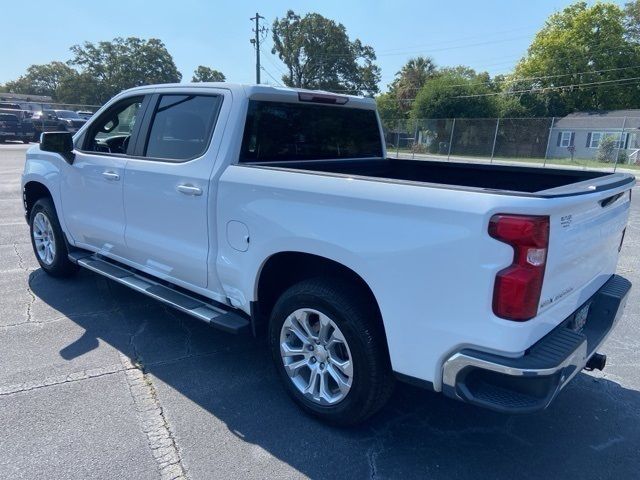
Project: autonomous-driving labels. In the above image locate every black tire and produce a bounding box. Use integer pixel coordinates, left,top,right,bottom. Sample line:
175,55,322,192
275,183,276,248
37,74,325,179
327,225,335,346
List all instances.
269,277,394,425
29,197,79,277
22,139,30,144
0,138,5,144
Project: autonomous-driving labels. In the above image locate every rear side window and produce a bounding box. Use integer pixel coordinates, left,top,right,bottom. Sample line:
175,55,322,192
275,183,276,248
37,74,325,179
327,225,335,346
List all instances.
145,94,222,161
239,100,382,162
0,114,18,121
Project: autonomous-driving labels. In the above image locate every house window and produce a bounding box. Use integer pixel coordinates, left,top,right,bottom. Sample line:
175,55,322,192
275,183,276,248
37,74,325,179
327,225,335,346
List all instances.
560,131,572,147
589,132,628,149
615,132,628,149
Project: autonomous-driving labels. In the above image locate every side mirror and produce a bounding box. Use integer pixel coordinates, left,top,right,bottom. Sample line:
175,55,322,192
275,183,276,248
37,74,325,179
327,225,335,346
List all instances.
41,132,75,164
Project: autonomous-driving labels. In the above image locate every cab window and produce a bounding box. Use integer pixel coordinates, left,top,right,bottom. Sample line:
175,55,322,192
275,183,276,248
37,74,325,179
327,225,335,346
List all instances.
143,94,222,161
83,96,143,155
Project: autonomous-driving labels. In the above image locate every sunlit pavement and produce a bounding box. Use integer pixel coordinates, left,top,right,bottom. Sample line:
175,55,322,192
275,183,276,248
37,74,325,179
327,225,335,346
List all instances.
1,143,639,479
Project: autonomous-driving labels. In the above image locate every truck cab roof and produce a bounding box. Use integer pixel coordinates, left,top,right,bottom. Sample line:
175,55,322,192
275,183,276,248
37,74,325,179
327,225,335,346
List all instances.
118,83,377,110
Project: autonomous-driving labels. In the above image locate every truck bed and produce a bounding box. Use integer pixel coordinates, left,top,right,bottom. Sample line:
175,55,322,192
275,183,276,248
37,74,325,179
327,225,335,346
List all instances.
260,158,630,196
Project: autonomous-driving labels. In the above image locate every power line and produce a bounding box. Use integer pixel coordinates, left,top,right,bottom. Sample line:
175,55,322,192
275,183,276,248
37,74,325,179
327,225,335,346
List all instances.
374,38,640,91
374,26,538,55
317,74,640,100
260,48,287,75
385,64,640,93
303,34,534,63
377,56,525,83
389,75,640,101
260,66,283,86
453,75,640,99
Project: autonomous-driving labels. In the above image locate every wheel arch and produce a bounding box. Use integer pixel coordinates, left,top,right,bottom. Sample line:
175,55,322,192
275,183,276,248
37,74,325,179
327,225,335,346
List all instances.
23,180,53,222
253,251,386,339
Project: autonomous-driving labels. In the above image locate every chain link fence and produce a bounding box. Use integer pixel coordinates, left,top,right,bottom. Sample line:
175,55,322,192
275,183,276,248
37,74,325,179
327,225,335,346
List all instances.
382,117,640,172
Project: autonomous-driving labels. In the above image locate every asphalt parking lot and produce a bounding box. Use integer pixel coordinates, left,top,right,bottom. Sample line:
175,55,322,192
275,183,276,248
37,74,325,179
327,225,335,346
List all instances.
1,142,639,480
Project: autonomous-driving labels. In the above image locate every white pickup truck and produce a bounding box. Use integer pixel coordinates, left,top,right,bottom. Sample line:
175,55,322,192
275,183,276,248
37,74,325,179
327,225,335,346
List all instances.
22,83,634,425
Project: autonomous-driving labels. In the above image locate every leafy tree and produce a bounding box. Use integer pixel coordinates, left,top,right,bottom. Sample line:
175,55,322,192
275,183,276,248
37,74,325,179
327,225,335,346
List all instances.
271,10,380,96
411,69,498,119
69,37,182,103
389,56,437,116
624,0,640,42
192,66,226,82
376,92,402,125
495,95,531,118
512,2,640,116
56,72,101,105
5,61,76,98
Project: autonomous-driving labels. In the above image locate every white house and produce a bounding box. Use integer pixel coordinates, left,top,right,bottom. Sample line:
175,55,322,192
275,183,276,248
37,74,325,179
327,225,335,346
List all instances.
546,109,640,162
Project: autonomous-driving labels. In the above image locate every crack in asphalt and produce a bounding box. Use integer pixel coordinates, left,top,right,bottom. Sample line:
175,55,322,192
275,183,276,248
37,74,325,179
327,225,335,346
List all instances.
590,435,625,451
359,403,535,479
119,354,188,480
115,299,189,480
128,319,149,369
142,347,254,369
13,242,37,324
162,306,193,358
0,363,132,396
0,308,122,329
12,242,27,271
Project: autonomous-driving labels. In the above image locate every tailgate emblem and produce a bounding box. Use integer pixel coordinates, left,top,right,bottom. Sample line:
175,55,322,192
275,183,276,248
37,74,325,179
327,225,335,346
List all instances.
560,214,572,228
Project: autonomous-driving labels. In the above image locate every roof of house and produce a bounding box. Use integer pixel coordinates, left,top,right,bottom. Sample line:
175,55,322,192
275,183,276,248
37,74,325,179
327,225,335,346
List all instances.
555,109,640,130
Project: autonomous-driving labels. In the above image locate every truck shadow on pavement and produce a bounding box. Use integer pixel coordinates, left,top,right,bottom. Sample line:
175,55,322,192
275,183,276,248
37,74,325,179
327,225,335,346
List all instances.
30,268,640,480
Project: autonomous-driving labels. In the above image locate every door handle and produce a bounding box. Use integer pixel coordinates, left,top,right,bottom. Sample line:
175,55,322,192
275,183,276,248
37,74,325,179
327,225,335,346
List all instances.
102,171,120,181
177,184,203,196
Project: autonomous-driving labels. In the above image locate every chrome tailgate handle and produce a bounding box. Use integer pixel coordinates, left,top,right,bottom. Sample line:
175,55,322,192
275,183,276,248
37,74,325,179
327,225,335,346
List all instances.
177,184,203,196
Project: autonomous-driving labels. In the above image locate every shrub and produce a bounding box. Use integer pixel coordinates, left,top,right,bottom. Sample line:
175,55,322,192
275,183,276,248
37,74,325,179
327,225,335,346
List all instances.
596,135,617,163
617,150,628,164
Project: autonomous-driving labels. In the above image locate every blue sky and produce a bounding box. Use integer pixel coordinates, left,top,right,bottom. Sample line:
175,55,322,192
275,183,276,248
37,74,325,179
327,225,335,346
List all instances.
1,0,626,90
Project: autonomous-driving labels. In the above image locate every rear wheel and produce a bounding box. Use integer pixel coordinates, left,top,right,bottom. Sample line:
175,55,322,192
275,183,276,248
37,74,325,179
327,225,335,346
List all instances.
29,197,78,277
269,277,394,425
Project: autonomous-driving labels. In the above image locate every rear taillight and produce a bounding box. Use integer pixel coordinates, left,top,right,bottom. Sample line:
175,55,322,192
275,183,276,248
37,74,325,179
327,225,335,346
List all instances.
489,214,550,321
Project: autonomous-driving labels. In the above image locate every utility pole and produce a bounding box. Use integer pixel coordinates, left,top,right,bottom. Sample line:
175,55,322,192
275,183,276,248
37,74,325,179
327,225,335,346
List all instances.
250,13,266,84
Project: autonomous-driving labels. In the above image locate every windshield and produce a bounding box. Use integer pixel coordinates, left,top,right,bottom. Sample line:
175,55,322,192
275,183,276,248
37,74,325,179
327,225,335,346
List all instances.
55,110,81,119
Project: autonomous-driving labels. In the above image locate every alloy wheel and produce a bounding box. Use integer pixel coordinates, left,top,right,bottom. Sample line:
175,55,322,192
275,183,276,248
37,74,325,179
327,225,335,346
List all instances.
279,308,354,405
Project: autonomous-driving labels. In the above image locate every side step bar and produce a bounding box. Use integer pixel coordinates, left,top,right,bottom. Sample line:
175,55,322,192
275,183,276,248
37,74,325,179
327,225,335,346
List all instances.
69,252,250,334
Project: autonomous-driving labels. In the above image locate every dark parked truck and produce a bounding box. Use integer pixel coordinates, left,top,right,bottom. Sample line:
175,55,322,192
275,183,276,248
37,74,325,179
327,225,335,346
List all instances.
21,83,635,425
31,110,86,140
0,113,32,143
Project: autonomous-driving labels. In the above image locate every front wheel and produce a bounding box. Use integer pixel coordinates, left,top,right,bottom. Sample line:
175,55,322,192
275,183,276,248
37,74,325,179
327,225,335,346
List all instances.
29,197,78,277
269,277,394,425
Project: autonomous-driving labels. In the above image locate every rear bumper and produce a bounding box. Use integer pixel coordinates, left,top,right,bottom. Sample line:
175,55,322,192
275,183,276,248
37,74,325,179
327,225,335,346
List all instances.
442,275,631,413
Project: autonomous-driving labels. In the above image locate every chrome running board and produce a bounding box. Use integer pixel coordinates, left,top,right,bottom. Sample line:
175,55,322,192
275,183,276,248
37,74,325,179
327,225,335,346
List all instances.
69,252,250,334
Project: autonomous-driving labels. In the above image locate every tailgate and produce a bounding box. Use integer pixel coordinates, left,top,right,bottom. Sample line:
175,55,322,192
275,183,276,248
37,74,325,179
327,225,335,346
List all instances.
539,186,633,316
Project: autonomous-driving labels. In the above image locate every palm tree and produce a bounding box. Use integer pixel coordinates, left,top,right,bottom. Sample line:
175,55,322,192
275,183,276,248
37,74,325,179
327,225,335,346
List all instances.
391,56,437,115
